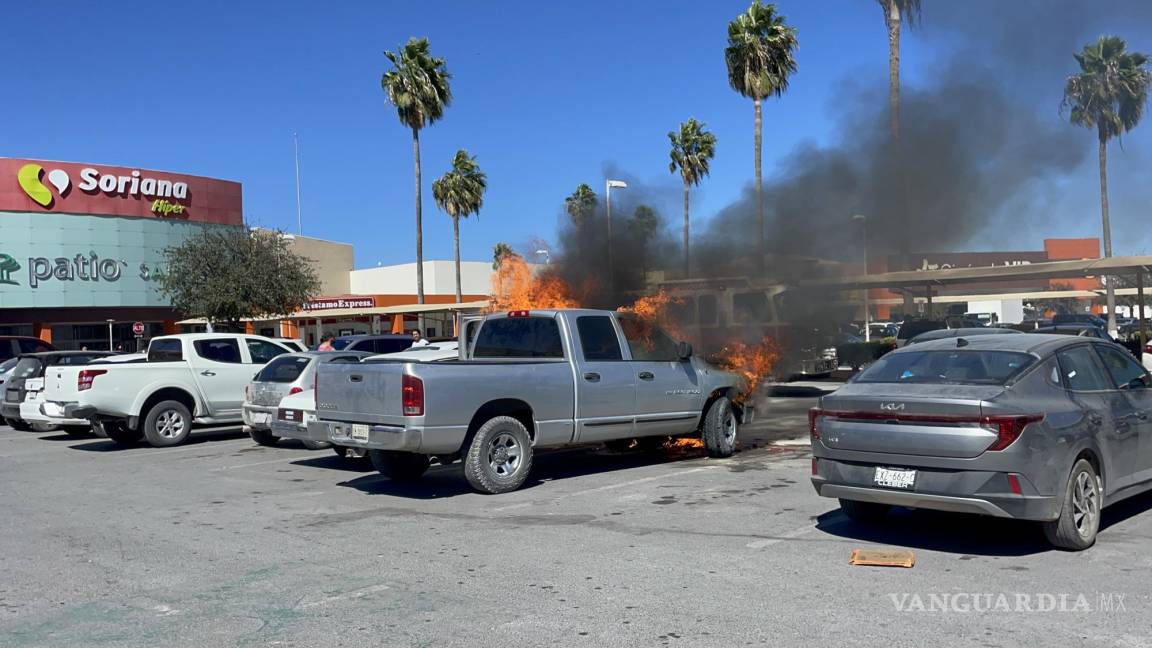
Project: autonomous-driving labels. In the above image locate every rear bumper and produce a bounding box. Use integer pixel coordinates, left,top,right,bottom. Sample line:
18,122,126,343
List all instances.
1,402,21,420
312,420,423,452
21,401,87,426
811,457,1061,521
242,404,276,430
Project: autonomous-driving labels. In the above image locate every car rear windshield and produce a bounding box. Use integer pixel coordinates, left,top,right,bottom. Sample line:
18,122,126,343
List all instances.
255,356,313,383
473,317,564,358
11,357,44,380
855,350,1037,385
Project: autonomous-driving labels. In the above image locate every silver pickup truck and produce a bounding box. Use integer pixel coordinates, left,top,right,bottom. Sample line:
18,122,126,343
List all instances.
308,309,751,493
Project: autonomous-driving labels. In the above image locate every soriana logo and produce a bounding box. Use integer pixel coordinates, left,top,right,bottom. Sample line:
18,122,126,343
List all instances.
18,162,189,217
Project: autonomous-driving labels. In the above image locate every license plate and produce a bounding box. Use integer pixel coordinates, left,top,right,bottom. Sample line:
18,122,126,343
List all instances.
351,424,370,442
25,379,43,391
874,467,916,489
251,412,270,425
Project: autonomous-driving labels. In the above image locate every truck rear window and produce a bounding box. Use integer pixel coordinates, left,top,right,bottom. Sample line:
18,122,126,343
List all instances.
856,350,1036,386
148,339,183,362
473,317,564,359
256,356,312,383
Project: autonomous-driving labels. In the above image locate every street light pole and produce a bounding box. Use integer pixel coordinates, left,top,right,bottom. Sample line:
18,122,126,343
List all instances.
293,131,303,235
853,214,870,342
106,319,115,351
606,180,627,295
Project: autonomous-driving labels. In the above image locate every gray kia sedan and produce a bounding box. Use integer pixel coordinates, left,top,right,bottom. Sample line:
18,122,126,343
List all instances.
810,334,1152,550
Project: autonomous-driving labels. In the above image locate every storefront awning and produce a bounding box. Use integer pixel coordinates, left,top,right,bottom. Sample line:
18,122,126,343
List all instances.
176,299,491,325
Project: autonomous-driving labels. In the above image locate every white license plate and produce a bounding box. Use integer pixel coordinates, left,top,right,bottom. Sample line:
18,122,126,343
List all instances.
351,424,370,442
251,412,270,425
25,378,43,391
874,467,916,489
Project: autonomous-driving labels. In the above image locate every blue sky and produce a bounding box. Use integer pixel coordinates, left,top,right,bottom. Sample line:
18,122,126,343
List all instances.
4,1,1150,268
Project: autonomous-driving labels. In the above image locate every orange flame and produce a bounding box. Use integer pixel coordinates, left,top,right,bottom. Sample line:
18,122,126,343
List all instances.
488,254,579,312
616,290,683,340
712,337,779,402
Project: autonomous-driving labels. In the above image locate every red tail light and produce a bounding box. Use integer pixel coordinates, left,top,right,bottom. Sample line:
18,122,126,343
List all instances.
402,374,424,416
811,457,818,475
288,386,304,395
508,310,530,318
807,409,1041,452
77,369,107,391
1144,344,1152,355
982,415,1043,451
1006,473,1022,495
808,408,823,441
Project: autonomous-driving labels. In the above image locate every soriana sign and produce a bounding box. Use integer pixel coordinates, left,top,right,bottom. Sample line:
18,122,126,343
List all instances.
0,157,242,225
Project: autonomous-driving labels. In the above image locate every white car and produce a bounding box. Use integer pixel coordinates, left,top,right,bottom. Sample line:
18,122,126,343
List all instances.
40,334,291,447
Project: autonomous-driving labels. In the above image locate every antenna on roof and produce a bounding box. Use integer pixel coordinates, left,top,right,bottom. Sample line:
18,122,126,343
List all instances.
956,337,969,347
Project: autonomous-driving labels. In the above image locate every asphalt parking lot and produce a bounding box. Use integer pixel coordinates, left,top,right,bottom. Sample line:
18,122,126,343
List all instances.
2,381,1151,648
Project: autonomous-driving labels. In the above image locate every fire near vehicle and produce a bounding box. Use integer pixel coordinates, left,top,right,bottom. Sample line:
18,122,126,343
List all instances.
309,309,751,494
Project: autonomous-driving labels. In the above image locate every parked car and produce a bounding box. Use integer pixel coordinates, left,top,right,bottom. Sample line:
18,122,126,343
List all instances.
39,334,291,447
0,358,19,388
309,309,750,493
270,338,308,352
1032,324,1112,340
89,353,148,364
907,327,1023,345
895,319,946,347
270,343,461,463
810,333,1152,550
1053,313,1109,329
243,350,373,447
3,351,115,433
0,336,54,362
330,334,414,354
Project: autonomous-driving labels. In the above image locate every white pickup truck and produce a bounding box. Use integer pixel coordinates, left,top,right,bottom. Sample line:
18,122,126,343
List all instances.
41,333,290,447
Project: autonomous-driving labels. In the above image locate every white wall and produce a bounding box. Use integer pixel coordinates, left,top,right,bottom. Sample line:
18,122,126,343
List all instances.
349,260,493,296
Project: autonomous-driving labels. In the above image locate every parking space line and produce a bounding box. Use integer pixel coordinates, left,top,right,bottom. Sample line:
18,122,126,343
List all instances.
745,523,820,549
210,455,307,471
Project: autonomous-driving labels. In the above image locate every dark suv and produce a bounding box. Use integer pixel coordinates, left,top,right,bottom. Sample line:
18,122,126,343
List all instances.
0,336,55,362
2,351,114,432
330,334,414,354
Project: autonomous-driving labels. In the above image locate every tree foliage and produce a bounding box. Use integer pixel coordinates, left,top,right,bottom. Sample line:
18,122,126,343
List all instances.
1062,35,1150,144
629,205,659,241
668,118,717,187
492,242,515,270
724,1,798,101
158,227,320,327
433,149,487,221
564,183,598,226
381,38,453,132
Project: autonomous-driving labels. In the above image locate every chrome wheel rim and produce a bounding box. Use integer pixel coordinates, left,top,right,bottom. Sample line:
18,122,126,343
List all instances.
723,411,737,445
1072,471,1099,538
488,432,521,478
155,409,186,439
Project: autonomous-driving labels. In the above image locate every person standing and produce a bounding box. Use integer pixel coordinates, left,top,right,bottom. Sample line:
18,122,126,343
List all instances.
410,329,429,347
317,333,335,351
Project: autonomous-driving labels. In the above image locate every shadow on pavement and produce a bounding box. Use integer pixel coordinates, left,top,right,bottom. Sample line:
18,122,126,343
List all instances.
292,454,378,473
814,507,1053,557
65,426,248,452
1100,490,1152,532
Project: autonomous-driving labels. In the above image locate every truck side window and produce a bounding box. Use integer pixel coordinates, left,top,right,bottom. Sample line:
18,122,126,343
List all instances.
148,339,183,362
194,339,242,364
617,316,679,362
473,317,564,358
245,339,287,364
576,316,623,361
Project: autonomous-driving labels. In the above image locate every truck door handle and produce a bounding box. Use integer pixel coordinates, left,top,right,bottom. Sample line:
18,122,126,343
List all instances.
638,371,655,380
349,375,363,383
1088,413,1103,426
200,370,216,377
1138,411,1149,421
583,372,600,382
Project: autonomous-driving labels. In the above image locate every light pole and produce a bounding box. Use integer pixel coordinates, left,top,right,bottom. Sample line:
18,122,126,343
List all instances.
106,319,115,351
852,214,871,342
535,249,551,265
606,179,627,294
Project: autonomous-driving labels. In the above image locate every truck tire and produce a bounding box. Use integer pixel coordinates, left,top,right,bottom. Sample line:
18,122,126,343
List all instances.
62,425,93,437
104,421,144,445
6,418,32,432
464,416,534,494
1042,459,1101,551
248,426,279,447
370,450,430,482
141,400,192,447
701,397,738,458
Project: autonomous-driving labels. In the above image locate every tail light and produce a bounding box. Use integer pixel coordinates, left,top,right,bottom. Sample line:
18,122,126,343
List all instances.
811,457,818,475
402,374,424,416
77,369,107,391
807,409,1041,452
1144,344,1152,355
1006,473,1023,495
288,386,303,395
508,310,530,318
808,408,823,441
982,415,1043,451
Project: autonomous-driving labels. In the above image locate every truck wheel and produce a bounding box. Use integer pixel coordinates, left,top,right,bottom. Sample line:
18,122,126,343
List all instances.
839,498,891,523
701,397,738,458
370,450,430,481
6,418,32,432
248,426,279,447
301,439,330,450
464,416,534,494
62,425,93,437
104,421,144,445
1042,459,1101,551
142,400,192,447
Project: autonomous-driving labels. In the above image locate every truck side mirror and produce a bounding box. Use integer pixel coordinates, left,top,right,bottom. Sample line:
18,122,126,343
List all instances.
677,341,693,361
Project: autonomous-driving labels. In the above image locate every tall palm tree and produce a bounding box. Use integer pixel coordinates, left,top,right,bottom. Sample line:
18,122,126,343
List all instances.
878,0,921,142
382,37,452,317
492,242,514,271
433,150,488,303
1063,35,1151,334
629,205,659,280
564,184,597,226
668,118,717,278
725,1,797,275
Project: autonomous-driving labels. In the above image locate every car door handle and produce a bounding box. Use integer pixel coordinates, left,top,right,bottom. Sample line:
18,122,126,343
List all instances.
349,375,363,383
200,370,216,377
1088,413,1103,426
583,372,600,382
638,371,655,380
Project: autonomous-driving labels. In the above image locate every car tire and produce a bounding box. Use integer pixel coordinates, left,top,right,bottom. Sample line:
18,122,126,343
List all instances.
248,427,279,447
464,416,534,494
701,397,738,458
141,400,192,447
301,439,330,450
370,450,430,482
839,498,891,523
6,417,32,432
104,421,144,445
62,425,93,437
1042,458,1101,551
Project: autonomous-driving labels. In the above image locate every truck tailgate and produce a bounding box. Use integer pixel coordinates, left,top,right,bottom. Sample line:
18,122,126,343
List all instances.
316,362,404,424
44,366,85,405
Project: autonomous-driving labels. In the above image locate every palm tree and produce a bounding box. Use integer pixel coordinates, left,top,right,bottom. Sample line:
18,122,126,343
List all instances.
433,150,488,303
629,205,659,280
668,118,717,278
725,1,797,275
1063,35,1151,334
564,184,597,226
382,37,452,316
878,0,921,141
492,242,514,270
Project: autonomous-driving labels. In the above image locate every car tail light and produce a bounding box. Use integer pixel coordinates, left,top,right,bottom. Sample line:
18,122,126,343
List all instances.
1006,473,1022,495
811,457,818,475
288,386,303,395
1144,344,1152,355
808,408,823,441
508,310,530,318
806,409,1041,452
402,374,424,416
982,415,1043,452
77,369,107,391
